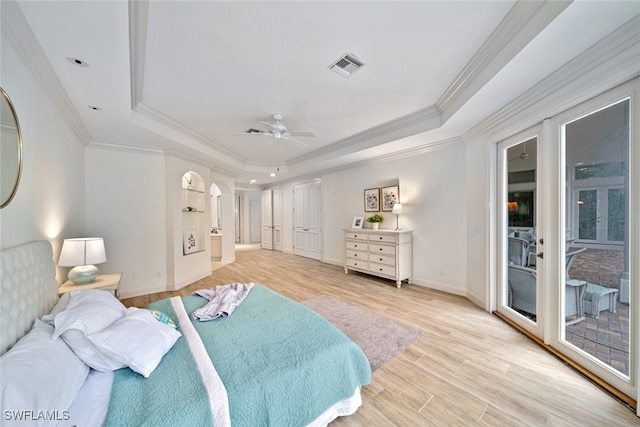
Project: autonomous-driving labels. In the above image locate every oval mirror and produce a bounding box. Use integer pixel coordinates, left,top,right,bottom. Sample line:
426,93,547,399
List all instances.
0,87,23,209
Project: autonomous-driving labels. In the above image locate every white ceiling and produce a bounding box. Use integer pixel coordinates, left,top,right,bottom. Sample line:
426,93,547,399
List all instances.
8,1,640,187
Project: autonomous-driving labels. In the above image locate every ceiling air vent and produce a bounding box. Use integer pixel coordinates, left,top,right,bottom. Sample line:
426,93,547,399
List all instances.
328,53,365,78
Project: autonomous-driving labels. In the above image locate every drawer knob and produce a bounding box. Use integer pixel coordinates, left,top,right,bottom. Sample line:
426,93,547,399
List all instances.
354,254,358,257
379,258,383,261
379,248,383,251
379,268,383,271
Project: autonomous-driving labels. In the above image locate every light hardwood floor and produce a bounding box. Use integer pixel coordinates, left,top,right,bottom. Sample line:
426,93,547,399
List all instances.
122,249,639,426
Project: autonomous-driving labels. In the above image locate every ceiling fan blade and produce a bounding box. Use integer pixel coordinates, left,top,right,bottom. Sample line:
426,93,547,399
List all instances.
234,131,271,137
258,121,277,131
288,131,315,137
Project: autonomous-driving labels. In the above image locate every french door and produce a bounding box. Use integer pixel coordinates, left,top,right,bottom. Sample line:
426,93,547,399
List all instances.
498,80,638,403
553,89,633,397
498,131,542,338
573,186,625,244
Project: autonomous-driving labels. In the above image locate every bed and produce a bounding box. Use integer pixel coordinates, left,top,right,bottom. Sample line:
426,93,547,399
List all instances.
0,241,371,426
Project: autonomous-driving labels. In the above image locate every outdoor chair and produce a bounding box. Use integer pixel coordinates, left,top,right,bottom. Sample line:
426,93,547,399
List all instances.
508,265,537,316
565,247,619,319
508,237,530,266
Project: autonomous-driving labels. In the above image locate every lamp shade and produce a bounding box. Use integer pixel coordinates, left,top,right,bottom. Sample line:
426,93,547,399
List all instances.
59,238,107,266
392,203,403,215
59,238,106,285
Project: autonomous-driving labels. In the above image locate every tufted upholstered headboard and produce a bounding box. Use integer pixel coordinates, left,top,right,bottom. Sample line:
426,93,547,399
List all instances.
0,240,58,355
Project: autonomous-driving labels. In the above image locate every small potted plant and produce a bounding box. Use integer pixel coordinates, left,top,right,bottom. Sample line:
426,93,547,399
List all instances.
366,214,384,230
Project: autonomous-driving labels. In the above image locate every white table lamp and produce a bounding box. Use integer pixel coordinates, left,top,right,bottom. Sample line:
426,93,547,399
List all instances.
392,203,403,231
59,238,107,284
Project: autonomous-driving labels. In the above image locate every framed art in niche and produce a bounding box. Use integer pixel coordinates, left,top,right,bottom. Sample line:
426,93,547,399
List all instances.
183,228,199,254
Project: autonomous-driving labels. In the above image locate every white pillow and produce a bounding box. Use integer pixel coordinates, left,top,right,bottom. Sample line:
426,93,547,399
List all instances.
1,320,90,427
52,290,127,371
40,292,70,325
88,307,181,377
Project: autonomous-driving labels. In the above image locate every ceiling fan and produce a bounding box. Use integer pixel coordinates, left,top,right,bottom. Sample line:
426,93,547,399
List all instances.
235,113,315,144
509,141,529,161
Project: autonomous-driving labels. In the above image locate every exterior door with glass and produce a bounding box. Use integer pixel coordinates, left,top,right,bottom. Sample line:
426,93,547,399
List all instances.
498,132,542,338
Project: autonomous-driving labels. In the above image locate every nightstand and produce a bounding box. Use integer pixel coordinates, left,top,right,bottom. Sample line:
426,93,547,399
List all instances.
59,272,122,298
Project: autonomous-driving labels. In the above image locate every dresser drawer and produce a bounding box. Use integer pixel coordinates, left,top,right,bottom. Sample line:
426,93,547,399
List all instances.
346,240,368,251
346,250,368,261
345,232,368,241
369,262,396,277
368,244,396,256
346,258,368,270
368,253,396,266
368,234,397,243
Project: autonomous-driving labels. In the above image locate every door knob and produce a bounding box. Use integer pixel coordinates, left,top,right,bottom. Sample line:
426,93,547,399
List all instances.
536,252,544,259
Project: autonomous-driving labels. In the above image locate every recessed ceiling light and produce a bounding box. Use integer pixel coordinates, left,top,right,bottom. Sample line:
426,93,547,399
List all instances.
67,57,89,67
87,105,102,111
270,173,276,177
250,179,256,184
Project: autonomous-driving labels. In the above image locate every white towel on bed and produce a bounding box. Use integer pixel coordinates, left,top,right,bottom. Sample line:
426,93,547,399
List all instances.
191,282,255,321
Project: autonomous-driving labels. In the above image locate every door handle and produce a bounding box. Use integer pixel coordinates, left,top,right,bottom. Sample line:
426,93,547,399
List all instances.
536,252,544,259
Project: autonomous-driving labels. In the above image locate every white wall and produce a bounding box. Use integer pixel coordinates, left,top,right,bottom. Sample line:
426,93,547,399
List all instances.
464,137,494,309
277,141,468,296
165,156,211,290
0,42,85,284
85,146,168,298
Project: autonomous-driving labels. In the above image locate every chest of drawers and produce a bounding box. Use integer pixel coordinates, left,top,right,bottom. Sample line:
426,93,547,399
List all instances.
344,229,412,288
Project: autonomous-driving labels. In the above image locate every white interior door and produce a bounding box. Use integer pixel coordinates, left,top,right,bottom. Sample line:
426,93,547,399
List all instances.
234,194,241,243
261,190,273,250
293,181,322,260
249,199,261,243
273,188,283,251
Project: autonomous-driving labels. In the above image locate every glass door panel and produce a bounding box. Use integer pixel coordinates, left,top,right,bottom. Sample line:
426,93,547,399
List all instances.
563,98,630,379
499,136,540,331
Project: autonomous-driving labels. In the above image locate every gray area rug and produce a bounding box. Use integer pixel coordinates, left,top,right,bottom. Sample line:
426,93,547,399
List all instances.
302,295,423,371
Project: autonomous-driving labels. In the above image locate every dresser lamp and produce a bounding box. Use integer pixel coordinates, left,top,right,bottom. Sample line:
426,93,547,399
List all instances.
59,238,107,284
392,203,403,231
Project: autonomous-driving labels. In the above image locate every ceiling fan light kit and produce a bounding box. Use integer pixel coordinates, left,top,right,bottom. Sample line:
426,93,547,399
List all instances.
235,113,315,144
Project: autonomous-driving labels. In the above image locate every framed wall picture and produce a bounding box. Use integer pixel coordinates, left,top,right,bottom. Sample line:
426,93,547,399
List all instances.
364,188,380,212
352,216,364,229
183,228,199,254
381,185,399,211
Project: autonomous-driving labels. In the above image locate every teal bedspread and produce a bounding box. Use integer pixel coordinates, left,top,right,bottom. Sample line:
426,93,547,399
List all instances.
105,285,371,426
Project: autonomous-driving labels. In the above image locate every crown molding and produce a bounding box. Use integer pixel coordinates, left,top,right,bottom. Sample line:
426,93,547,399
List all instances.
87,140,164,156
1,0,92,145
128,0,148,108
437,1,571,124
464,13,640,144
268,136,464,189
288,105,441,167
132,102,246,164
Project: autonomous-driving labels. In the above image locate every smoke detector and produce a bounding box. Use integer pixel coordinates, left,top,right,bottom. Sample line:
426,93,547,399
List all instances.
328,53,365,77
